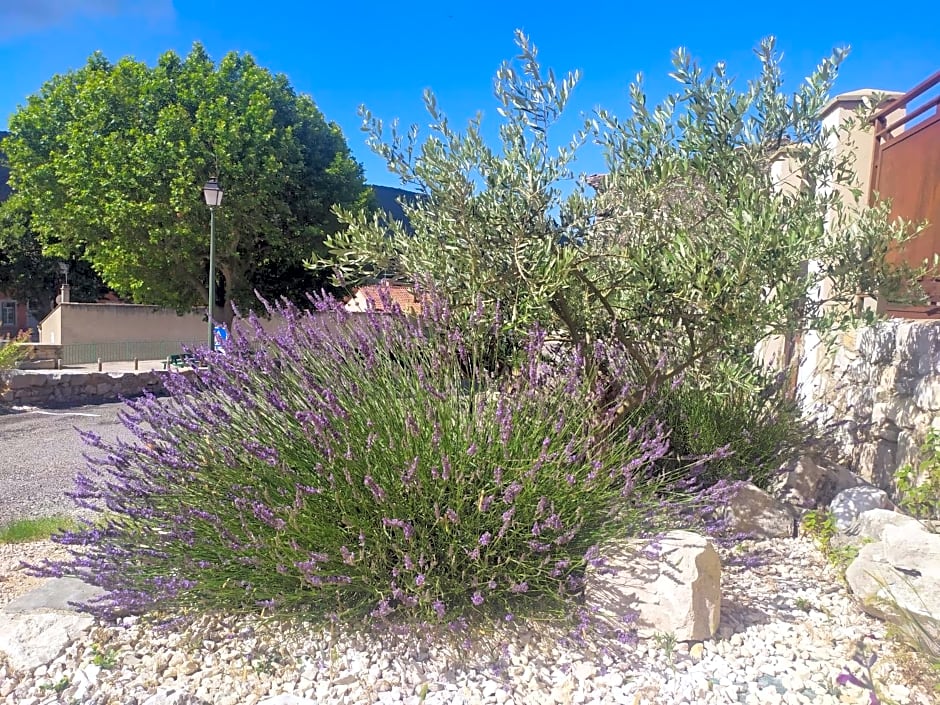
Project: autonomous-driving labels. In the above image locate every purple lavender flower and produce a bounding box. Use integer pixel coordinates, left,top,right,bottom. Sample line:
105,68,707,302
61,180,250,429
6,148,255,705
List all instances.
441,455,451,481
401,456,419,484
381,518,414,540
495,398,512,445
31,289,700,624
836,671,867,688
363,475,387,502
371,600,393,618
502,481,522,504
241,440,279,466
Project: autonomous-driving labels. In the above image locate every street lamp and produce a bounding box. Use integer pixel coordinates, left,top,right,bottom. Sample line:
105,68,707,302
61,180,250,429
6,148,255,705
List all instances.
202,178,223,351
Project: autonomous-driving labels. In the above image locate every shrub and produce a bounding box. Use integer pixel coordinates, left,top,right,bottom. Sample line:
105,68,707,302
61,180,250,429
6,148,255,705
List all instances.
896,429,940,523
0,330,30,390
36,293,732,625
653,362,804,489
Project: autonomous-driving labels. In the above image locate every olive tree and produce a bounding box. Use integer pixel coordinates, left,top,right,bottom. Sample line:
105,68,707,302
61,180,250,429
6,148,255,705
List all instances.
320,33,919,401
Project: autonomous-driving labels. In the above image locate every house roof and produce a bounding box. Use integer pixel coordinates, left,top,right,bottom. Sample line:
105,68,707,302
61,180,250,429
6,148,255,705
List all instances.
344,283,421,314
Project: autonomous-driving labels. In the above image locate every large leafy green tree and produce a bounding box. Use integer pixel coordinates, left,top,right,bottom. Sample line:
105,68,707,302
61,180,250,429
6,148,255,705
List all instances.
0,195,109,317
3,44,371,321
321,33,920,400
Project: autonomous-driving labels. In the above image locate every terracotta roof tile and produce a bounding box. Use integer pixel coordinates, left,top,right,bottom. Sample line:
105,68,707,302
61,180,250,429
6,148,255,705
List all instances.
345,284,422,314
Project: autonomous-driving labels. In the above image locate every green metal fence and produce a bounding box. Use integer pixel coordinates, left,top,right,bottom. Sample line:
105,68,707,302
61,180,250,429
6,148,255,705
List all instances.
61,340,205,365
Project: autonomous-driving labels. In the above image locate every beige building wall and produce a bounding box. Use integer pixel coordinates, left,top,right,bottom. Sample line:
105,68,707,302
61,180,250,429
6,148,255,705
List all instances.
757,91,904,395
37,302,377,347
795,90,904,410
39,306,62,346
820,90,892,202
39,303,205,345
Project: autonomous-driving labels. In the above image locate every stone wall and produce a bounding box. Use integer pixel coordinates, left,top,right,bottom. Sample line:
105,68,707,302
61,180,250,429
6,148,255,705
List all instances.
1,369,184,407
12,343,61,370
810,319,940,491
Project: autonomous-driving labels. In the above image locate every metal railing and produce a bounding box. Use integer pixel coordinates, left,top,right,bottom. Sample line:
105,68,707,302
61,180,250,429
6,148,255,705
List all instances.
61,340,204,365
870,69,940,317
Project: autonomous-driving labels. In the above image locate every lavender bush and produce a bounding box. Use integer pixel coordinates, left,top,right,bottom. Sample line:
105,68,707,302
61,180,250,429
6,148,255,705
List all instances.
38,293,728,625
653,366,805,490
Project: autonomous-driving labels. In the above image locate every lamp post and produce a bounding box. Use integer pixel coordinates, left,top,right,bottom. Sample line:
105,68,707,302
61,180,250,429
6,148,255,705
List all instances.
202,178,223,350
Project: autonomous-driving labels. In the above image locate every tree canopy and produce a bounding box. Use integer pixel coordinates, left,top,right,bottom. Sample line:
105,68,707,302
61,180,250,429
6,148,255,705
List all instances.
0,194,109,317
320,33,920,395
2,44,371,320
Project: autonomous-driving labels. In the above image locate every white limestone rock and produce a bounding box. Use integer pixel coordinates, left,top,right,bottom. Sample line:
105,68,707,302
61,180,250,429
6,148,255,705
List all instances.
0,611,93,673
584,530,721,641
845,521,940,645
829,485,894,532
776,455,862,509
141,688,208,705
848,508,923,542
725,482,797,538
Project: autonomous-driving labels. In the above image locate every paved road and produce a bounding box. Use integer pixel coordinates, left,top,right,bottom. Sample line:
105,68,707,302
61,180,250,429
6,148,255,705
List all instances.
0,402,132,523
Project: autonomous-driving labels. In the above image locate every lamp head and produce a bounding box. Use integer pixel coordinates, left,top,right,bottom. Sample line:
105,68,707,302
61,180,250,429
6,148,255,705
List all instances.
203,178,223,207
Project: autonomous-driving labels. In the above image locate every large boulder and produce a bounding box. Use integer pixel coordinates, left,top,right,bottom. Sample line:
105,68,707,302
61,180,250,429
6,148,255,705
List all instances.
0,611,93,672
724,482,797,538
0,577,103,673
776,455,861,509
2,577,104,613
845,522,940,645
584,530,721,641
848,508,924,542
829,485,895,532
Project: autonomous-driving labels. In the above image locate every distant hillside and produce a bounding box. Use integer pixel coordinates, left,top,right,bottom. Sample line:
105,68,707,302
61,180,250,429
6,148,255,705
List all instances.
371,184,421,233
0,131,9,202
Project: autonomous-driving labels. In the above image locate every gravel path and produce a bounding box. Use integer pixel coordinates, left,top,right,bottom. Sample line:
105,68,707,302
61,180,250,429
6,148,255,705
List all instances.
0,402,128,523
0,536,936,705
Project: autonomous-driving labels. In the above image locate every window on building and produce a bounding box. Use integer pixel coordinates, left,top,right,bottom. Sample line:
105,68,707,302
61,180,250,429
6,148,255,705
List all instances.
1,301,16,327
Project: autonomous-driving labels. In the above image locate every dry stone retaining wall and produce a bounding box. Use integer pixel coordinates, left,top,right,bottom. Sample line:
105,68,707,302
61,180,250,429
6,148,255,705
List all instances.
1,369,181,406
810,319,940,492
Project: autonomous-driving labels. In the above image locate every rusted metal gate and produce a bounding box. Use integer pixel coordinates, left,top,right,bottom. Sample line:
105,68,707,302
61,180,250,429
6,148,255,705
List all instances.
870,70,940,318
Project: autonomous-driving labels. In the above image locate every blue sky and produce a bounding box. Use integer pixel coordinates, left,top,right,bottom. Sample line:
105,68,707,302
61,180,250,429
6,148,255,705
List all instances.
1,0,937,188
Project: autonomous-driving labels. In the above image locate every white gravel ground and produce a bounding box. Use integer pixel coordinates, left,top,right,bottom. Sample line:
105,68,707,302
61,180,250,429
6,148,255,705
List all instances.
0,536,936,705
